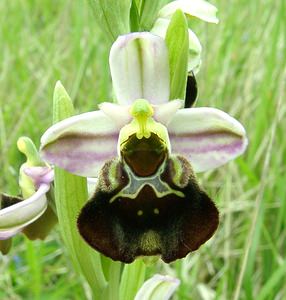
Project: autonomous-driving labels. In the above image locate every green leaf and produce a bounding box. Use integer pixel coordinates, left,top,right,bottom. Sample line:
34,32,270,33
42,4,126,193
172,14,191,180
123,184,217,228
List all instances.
138,0,169,30
130,0,140,32
52,81,107,298
165,9,189,100
89,0,132,42
257,260,286,300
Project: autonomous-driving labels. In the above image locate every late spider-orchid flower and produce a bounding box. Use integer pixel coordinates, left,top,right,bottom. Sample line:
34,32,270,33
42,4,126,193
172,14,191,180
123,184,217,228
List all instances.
0,137,55,253
40,32,247,263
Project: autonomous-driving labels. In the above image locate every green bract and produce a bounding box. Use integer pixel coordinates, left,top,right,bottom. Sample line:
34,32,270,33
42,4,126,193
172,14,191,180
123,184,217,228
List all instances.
40,32,248,263
165,9,189,100
134,0,170,31
89,0,132,41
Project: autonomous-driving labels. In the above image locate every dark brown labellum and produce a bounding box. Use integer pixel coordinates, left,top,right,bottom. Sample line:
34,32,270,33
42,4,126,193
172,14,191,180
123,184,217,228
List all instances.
77,155,219,263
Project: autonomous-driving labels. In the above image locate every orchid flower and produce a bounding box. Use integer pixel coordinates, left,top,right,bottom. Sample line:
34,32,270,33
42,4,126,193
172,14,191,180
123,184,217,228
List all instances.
0,137,55,254
40,32,247,263
151,0,219,73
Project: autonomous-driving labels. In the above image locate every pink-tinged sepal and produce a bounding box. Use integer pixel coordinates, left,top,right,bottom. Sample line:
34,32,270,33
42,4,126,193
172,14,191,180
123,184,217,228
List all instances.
168,107,248,172
40,111,120,177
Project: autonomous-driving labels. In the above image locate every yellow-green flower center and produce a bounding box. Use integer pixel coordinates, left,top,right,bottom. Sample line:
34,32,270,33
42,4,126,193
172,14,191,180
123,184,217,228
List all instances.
118,99,171,177
119,99,170,150
130,99,154,139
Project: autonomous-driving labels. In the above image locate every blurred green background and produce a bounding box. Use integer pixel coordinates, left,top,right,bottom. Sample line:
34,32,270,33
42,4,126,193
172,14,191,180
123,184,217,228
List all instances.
0,0,285,299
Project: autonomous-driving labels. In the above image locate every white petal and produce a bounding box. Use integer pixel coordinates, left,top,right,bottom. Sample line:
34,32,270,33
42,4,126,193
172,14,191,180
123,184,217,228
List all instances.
168,107,248,172
40,111,120,177
151,18,170,38
159,0,219,24
187,28,202,72
99,102,132,127
153,99,183,125
110,32,170,105
135,274,180,300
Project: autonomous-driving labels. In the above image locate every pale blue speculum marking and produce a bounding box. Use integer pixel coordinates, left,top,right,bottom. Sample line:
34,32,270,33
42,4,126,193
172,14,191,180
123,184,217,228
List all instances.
109,160,184,203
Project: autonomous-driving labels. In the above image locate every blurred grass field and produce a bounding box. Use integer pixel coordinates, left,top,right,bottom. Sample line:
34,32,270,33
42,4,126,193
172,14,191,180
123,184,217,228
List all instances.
0,0,285,299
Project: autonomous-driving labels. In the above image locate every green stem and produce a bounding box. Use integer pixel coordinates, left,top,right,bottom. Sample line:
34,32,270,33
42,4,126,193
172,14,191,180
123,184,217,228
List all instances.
130,0,140,32
52,81,107,298
103,261,122,300
119,259,146,300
